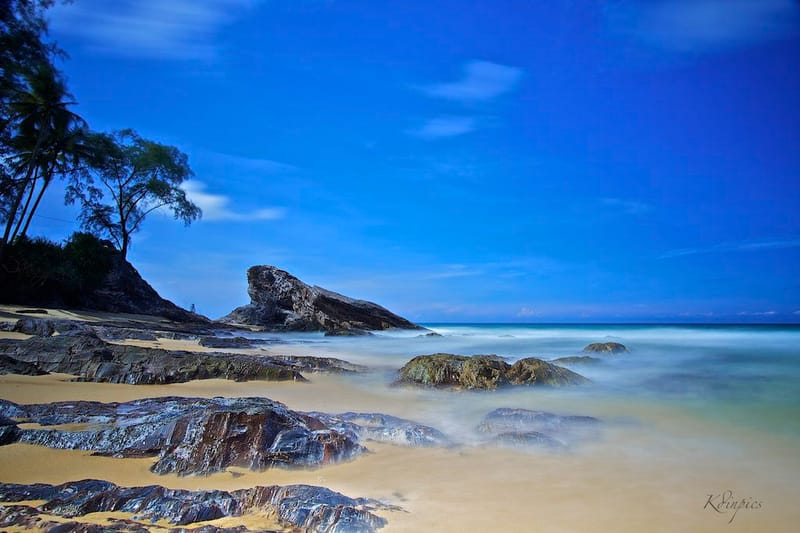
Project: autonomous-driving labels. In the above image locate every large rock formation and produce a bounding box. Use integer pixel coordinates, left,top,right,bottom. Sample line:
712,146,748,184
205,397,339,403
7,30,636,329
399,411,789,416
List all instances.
582,342,628,354
0,480,396,532
221,265,420,333
396,353,590,390
0,396,364,476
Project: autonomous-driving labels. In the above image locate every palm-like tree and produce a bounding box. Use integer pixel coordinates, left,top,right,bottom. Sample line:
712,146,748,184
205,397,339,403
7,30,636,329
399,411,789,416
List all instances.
1,61,87,248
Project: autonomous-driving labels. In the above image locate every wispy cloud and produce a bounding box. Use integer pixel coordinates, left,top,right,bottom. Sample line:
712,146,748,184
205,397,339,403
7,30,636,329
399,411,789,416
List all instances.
410,116,476,140
419,60,524,102
661,238,800,258
50,0,261,59
607,0,800,55
181,181,286,222
600,197,652,215
737,310,778,317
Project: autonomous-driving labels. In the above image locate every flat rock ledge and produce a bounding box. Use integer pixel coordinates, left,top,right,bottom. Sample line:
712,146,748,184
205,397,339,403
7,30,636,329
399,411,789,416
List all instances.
0,480,397,532
396,353,590,390
0,332,362,384
477,408,601,450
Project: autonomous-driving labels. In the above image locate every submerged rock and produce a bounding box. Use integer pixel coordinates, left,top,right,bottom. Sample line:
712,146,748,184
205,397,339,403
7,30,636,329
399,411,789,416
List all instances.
0,480,395,532
198,335,256,349
221,265,421,334
396,353,589,390
4,396,364,476
551,356,602,365
477,407,601,449
582,342,628,354
308,412,451,447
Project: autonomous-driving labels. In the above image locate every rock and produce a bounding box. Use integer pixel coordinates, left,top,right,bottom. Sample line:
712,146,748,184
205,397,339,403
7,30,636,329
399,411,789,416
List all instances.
489,431,566,450
0,480,395,532
11,317,91,337
0,353,48,376
0,332,305,384
0,416,20,445
396,353,589,390
308,412,451,447
94,326,158,341
6,396,364,475
419,332,442,337
551,356,602,365
221,265,421,334
80,254,208,323
324,328,373,337
477,408,601,448
198,336,256,349
15,308,48,314
506,357,591,387
582,342,628,354
269,355,368,374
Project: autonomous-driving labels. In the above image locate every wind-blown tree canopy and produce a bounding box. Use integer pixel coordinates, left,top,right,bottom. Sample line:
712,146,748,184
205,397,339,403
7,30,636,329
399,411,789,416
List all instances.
68,129,202,259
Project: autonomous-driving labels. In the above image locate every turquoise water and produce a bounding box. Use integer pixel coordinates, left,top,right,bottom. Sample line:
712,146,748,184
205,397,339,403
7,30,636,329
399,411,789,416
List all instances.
252,323,800,438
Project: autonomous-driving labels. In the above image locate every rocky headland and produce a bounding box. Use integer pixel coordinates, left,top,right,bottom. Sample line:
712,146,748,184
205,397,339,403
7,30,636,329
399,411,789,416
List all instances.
221,265,421,334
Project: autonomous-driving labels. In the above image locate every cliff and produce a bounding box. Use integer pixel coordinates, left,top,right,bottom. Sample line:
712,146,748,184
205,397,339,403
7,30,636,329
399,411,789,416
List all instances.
221,265,420,333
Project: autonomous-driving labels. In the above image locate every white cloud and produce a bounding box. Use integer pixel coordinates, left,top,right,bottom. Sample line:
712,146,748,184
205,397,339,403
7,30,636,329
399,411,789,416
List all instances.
181,181,285,221
608,0,800,55
50,0,260,59
517,306,538,318
661,238,800,259
410,116,476,140
737,310,778,316
600,198,652,215
794,310,800,316
420,61,523,102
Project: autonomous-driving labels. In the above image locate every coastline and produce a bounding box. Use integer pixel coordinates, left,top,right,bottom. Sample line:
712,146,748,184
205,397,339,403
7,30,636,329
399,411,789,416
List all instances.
1,310,799,531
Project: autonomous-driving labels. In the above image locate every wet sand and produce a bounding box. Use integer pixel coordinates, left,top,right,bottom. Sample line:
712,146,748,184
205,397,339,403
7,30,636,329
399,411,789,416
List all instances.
1,369,798,532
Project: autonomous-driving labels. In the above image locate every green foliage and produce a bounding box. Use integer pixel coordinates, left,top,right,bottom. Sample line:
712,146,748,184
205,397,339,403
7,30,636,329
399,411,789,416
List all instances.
0,232,115,306
68,129,201,258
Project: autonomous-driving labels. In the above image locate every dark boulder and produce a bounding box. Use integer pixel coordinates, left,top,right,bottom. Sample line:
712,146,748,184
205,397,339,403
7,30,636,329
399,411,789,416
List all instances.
198,336,256,349
582,342,628,354
221,265,420,334
0,353,47,376
8,396,364,476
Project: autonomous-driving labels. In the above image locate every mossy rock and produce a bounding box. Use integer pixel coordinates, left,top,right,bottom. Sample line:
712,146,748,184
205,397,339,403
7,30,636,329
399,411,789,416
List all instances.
507,358,591,386
397,354,588,390
582,342,628,354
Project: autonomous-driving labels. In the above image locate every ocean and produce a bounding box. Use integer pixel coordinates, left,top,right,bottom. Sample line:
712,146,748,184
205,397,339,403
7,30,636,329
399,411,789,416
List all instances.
251,323,800,436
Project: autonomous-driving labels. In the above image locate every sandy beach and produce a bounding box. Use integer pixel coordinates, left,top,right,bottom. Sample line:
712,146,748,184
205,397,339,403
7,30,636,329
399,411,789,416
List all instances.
1,318,799,532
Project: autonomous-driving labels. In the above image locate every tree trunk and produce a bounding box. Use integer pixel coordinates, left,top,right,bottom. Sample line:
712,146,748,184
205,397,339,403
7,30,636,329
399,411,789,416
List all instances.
18,174,51,239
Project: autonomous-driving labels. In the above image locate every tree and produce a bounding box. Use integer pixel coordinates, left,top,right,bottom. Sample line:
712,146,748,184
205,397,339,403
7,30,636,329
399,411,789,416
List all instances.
3,62,88,245
1,1,87,259
69,129,201,259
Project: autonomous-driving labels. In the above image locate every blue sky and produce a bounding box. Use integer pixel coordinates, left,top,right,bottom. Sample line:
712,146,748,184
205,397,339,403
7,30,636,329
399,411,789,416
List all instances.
32,0,800,322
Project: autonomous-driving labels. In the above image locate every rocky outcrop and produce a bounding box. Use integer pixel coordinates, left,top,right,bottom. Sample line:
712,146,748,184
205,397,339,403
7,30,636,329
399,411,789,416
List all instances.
81,254,206,323
0,354,47,376
307,412,451,448
221,265,420,333
1,396,364,476
0,480,396,532
0,332,306,384
582,342,628,354
396,353,589,390
478,408,601,450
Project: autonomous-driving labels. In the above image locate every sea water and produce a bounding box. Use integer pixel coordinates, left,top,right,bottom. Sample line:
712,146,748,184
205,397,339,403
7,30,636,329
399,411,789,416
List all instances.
244,323,800,441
